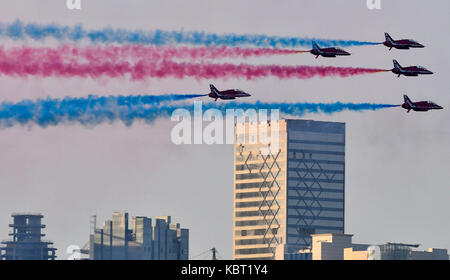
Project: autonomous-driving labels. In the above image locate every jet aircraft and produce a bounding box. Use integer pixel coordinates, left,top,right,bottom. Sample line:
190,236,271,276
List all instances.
391,60,433,77
402,95,443,112
208,84,251,101
309,41,351,59
383,33,424,50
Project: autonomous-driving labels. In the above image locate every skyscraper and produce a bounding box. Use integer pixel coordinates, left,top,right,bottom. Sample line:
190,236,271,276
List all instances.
233,119,345,260
1,213,56,260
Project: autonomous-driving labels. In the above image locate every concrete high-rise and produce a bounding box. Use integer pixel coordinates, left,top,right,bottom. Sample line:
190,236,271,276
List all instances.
233,119,345,260
89,212,188,260
0,213,56,260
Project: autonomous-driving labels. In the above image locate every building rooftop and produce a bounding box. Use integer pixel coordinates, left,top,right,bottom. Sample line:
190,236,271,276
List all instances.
11,212,43,217
386,242,420,248
311,233,354,237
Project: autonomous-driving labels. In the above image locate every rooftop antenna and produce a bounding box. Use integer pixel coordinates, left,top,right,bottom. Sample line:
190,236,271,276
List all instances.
211,247,217,260
90,215,97,235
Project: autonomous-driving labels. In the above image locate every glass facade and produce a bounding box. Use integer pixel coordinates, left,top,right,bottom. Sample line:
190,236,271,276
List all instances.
285,119,345,248
233,119,345,260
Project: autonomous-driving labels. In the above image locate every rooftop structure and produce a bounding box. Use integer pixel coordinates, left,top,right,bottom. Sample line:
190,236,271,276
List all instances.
1,213,56,260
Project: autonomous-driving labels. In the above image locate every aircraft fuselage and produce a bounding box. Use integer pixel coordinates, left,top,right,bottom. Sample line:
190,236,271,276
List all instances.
384,39,424,50
208,89,251,100
310,47,350,58
402,101,443,112
392,66,433,77
402,95,443,112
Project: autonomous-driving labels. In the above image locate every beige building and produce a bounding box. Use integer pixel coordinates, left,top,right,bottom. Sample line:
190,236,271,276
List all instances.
305,233,448,260
233,119,346,260
311,233,353,260
344,247,368,260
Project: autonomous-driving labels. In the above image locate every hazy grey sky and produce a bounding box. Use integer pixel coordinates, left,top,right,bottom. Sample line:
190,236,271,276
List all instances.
0,0,449,259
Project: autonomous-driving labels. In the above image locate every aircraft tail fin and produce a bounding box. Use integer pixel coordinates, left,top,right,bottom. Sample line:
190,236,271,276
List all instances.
384,32,393,43
209,84,221,96
393,59,402,70
404,94,414,107
312,41,320,51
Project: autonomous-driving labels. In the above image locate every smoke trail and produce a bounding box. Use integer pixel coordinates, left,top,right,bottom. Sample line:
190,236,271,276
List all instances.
0,20,380,48
0,95,399,128
0,45,305,65
0,54,387,80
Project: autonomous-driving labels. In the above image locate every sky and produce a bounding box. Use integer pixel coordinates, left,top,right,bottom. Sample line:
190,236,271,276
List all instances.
0,0,449,259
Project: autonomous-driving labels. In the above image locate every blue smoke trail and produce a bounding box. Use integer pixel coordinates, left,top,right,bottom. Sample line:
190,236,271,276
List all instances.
0,20,380,48
0,95,398,128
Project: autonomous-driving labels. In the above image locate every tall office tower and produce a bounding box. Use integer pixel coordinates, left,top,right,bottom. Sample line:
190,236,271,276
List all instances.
233,119,345,260
0,213,57,260
89,212,188,260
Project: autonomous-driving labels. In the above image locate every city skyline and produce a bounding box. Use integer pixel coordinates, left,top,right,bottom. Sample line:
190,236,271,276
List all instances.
1,205,448,260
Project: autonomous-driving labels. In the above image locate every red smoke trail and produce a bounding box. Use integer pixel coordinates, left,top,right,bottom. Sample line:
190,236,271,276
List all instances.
0,45,305,64
0,58,388,80
0,46,387,80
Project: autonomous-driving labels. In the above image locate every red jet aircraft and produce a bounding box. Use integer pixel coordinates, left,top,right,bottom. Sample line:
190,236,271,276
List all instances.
392,60,433,78
402,95,443,112
208,84,251,101
310,41,350,59
383,33,424,50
